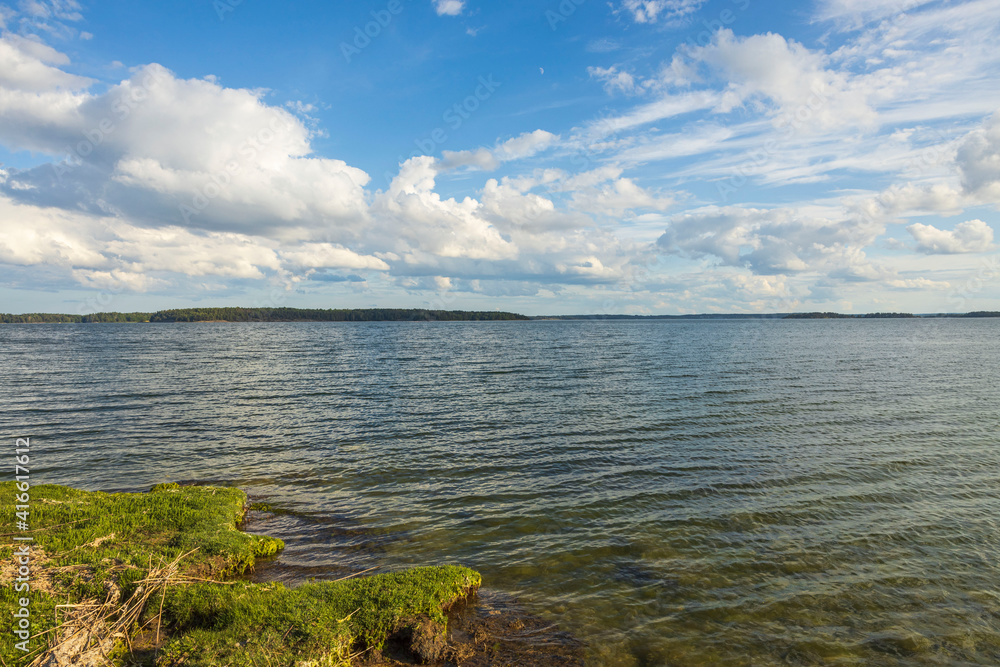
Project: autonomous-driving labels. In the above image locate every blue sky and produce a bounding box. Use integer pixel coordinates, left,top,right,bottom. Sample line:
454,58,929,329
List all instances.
1,0,999,315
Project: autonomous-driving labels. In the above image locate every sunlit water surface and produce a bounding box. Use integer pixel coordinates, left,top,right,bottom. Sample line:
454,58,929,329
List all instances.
2,320,999,665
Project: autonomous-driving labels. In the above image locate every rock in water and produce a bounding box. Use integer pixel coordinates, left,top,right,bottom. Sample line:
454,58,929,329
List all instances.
392,615,447,664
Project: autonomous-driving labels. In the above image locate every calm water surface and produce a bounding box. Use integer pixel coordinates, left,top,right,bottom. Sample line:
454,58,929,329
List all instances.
2,320,999,665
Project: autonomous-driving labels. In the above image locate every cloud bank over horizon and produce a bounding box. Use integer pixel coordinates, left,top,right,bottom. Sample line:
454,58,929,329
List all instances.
0,0,998,315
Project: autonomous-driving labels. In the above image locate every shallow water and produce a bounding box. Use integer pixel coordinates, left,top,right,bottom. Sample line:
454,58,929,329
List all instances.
2,319,999,665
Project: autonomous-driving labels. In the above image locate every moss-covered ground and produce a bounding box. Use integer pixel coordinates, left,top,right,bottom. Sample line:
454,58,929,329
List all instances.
0,483,481,667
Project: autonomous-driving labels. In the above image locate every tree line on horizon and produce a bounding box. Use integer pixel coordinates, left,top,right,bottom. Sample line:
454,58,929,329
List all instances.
0,307,529,323
784,312,917,319
784,311,1000,319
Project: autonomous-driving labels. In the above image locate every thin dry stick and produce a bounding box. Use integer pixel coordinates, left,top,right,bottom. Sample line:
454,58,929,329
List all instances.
337,607,362,624
29,548,199,667
155,565,168,644
330,565,380,582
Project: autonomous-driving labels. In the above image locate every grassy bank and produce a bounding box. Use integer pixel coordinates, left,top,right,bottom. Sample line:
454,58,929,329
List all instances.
0,483,481,666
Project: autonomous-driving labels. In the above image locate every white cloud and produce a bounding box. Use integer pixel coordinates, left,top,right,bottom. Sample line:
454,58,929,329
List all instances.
279,243,390,271
439,147,498,171
570,176,673,216
0,36,639,295
432,0,464,16
657,206,886,276
479,177,586,234
439,130,559,172
957,110,1000,203
0,196,108,268
686,29,877,130
615,124,734,164
582,90,719,139
907,219,994,254
588,66,641,96
814,0,938,28
0,33,90,91
617,0,707,24
103,225,284,279
495,130,559,160
70,268,166,292
875,183,965,217
3,2,1000,312
0,53,372,238
0,194,389,291
374,156,518,261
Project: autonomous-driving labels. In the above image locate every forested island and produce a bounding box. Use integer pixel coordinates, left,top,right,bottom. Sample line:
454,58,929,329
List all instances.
0,307,529,323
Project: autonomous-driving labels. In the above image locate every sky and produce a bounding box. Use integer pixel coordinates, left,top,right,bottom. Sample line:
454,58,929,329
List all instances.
0,0,999,316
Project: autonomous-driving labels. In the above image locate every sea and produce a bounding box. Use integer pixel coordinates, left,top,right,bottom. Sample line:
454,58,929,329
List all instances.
2,319,999,665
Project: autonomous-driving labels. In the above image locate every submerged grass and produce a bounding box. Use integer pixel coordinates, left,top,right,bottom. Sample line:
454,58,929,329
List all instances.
0,483,480,666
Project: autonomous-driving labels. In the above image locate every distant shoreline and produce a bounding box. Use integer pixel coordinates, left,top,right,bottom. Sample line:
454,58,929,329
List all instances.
1,307,999,324
0,307,529,324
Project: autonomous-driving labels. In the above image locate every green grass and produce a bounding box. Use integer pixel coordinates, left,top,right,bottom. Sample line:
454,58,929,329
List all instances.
0,483,480,666
1,482,282,576
0,481,283,664
160,566,482,666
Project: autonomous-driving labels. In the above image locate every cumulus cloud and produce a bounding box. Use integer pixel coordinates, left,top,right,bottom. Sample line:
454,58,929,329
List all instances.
685,29,876,129
657,206,885,276
0,34,643,296
873,183,965,217
495,130,559,161
957,110,1000,203
279,243,390,272
907,219,994,254
4,1,997,312
0,49,371,237
0,194,389,292
374,156,518,261
570,176,673,216
479,178,580,233
0,33,90,91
